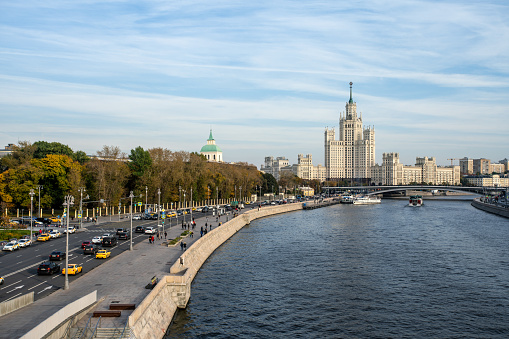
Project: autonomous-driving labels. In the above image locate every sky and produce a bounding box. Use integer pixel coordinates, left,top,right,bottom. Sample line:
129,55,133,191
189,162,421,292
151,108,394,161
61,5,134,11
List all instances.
1,0,508,168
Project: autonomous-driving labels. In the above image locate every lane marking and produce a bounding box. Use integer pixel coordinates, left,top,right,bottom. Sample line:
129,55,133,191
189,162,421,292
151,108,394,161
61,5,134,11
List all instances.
27,273,38,279
0,280,22,290
28,281,46,291
38,286,53,294
6,285,24,293
4,292,22,302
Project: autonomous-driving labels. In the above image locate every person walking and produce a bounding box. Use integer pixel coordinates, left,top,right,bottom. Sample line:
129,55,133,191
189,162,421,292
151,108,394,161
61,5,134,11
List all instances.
149,235,152,244
190,231,193,238
164,231,167,239
151,235,155,244
183,242,187,250
180,241,184,250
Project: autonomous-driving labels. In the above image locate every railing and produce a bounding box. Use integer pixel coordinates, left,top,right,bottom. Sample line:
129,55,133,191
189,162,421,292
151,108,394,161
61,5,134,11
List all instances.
88,316,101,339
76,313,94,339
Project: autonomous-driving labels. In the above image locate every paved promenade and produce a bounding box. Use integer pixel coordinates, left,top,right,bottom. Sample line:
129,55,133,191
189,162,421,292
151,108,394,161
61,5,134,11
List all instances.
0,212,223,338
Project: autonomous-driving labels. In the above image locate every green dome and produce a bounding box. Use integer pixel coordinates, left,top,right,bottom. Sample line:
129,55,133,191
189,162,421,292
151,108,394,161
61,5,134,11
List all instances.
200,144,222,152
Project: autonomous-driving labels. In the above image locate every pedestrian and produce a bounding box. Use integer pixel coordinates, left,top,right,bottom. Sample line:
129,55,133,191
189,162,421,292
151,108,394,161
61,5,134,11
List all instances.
149,236,152,244
164,231,167,239
151,235,155,244
180,241,184,250
205,222,208,229
190,231,193,238
200,230,203,237
183,242,187,250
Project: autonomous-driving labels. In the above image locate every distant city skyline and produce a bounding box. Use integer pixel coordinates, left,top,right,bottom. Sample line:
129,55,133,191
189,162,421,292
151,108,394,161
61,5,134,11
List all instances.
1,1,508,167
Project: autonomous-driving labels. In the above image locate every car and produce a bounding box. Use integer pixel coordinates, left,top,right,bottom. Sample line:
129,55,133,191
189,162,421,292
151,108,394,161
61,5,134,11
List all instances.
102,237,117,247
132,215,142,220
81,241,91,249
49,217,61,223
62,264,82,275
9,238,18,244
2,242,20,251
195,207,203,212
118,232,130,240
38,233,51,241
63,227,76,234
116,228,127,235
91,236,102,244
49,251,66,261
135,226,145,233
144,227,156,234
18,239,32,247
202,206,209,213
83,244,100,255
49,230,62,238
35,218,51,225
101,233,112,238
0,276,4,285
37,262,60,275
96,249,111,259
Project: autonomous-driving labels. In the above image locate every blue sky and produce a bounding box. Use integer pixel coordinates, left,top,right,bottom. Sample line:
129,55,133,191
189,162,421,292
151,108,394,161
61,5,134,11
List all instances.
1,0,508,168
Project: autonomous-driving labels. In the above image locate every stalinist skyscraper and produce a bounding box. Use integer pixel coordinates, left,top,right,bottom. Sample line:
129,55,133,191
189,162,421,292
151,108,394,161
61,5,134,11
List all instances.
324,82,375,181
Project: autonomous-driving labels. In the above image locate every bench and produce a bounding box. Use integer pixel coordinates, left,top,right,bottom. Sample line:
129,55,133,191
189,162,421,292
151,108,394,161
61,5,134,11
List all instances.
109,303,136,310
92,310,121,317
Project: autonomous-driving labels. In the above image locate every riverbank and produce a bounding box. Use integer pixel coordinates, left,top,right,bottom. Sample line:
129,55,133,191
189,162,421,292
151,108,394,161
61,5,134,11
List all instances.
471,197,509,218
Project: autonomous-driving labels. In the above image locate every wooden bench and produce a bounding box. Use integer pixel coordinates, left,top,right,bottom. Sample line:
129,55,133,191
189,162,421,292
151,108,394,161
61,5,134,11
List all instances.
109,303,136,310
92,310,121,317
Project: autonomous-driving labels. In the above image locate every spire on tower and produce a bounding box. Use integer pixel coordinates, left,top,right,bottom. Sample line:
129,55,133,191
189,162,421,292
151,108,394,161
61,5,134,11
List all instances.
349,82,353,104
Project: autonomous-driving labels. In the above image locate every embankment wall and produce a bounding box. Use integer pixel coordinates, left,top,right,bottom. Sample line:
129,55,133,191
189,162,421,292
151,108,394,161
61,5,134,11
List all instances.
129,203,303,338
471,198,509,218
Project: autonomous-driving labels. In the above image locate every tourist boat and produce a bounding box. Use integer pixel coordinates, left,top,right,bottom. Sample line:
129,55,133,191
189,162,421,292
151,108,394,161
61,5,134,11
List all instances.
352,196,381,205
340,194,354,204
409,195,423,207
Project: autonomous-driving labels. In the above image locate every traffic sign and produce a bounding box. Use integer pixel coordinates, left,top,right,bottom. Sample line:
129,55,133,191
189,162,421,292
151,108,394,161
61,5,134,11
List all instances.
78,214,82,218
138,202,142,206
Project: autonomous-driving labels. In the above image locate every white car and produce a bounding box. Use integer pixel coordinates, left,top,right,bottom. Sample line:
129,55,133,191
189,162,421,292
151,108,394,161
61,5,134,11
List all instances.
64,227,76,234
18,239,32,247
2,242,20,251
92,236,103,244
144,227,156,234
49,230,62,238
102,233,112,238
132,215,142,220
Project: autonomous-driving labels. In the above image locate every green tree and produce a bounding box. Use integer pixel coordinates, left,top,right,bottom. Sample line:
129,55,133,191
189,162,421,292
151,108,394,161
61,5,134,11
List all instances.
33,141,74,159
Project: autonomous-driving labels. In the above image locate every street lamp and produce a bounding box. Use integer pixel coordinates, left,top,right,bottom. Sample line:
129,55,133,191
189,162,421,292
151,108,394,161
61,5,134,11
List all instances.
78,187,87,230
29,189,35,241
63,194,74,290
190,188,193,223
157,188,161,235
37,185,43,217
216,187,218,205
183,191,186,225
240,186,242,203
145,186,148,214
129,191,134,250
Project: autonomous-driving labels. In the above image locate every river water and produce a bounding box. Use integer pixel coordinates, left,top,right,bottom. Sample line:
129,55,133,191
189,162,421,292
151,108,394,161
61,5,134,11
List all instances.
166,200,509,338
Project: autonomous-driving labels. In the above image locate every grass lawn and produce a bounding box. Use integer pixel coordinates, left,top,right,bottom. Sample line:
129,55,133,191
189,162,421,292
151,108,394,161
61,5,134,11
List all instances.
0,229,31,241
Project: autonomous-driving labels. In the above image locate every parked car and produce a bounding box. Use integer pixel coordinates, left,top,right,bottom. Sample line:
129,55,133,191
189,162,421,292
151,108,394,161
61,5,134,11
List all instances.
2,242,20,251
96,249,111,259
81,241,91,249
83,244,100,255
144,227,156,234
38,233,51,242
62,264,82,275
135,226,145,233
102,237,117,247
118,232,130,240
49,251,66,261
18,239,32,247
37,262,60,275
91,236,102,244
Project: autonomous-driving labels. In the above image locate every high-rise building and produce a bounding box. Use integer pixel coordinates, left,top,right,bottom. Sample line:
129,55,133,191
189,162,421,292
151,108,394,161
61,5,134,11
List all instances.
324,82,375,181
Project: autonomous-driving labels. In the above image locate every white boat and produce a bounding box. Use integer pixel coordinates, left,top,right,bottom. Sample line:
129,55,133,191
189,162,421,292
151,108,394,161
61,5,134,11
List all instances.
409,195,423,207
352,196,381,205
340,194,354,204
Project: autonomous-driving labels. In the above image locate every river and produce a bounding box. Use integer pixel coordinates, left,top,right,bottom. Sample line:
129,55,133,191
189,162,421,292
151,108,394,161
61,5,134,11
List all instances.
166,199,509,338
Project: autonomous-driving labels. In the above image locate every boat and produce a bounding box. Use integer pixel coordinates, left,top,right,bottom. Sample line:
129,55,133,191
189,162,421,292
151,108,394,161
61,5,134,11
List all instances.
409,195,423,207
352,195,381,205
340,194,354,204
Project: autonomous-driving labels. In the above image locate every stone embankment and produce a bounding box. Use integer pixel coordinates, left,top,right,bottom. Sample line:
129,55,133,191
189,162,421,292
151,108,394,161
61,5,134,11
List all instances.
471,198,509,218
128,203,303,339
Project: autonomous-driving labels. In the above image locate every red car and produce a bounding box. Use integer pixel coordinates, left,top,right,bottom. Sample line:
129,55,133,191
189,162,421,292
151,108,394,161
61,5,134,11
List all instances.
81,241,91,249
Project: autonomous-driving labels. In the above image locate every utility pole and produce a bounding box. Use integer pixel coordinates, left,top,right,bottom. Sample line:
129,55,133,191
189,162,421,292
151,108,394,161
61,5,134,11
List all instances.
37,185,43,217
29,189,35,241
63,194,74,290
129,191,134,250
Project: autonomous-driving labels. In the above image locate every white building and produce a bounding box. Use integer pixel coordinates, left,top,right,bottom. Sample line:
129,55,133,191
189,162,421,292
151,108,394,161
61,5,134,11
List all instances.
260,156,289,180
200,129,223,162
289,154,327,182
371,153,460,185
324,82,375,181
464,174,509,187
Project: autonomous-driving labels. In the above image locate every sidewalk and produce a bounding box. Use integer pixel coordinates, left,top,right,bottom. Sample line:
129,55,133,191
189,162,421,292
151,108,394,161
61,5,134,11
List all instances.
0,213,215,338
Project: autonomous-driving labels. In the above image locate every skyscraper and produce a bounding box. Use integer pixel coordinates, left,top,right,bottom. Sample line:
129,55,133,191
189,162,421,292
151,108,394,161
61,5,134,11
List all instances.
324,82,375,180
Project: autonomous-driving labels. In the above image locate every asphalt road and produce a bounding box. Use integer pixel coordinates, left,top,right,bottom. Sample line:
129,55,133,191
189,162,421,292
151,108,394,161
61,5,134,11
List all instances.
0,209,218,304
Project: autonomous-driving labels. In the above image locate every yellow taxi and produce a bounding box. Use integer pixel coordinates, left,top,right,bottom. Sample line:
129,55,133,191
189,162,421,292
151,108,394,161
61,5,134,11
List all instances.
49,217,61,223
62,264,82,275
37,233,51,241
96,249,111,259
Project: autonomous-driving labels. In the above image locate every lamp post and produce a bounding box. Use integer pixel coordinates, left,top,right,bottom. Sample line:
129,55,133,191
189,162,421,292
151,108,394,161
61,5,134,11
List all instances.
216,187,218,206
235,185,237,202
78,187,86,230
183,191,186,225
240,186,242,203
129,191,134,250
29,189,35,241
157,188,161,236
145,186,148,214
190,188,193,223
63,194,74,290
37,185,43,217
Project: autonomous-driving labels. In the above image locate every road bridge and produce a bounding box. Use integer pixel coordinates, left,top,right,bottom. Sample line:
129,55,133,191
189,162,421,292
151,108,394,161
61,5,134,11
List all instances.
322,185,501,196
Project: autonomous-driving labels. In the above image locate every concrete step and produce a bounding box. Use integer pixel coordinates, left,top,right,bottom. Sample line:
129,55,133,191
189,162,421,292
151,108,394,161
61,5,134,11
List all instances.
69,327,132,339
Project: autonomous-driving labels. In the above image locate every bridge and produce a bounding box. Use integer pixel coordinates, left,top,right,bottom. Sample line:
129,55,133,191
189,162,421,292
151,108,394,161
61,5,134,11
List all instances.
322,185,504,196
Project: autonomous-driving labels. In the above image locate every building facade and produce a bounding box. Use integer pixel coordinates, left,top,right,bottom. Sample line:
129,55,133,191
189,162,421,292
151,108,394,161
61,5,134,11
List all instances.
200,130,223,162
464,174,509,187
371,153,460,185
260,156,289,180
325,82,375,181
288,154,327,182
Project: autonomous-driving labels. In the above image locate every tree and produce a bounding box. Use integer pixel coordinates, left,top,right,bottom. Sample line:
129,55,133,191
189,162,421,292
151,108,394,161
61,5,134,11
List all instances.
128,146,152,178
33,141,74,159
